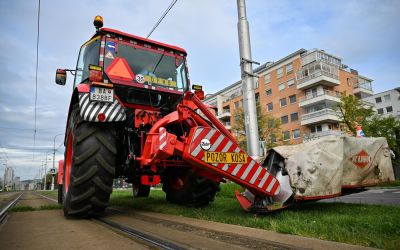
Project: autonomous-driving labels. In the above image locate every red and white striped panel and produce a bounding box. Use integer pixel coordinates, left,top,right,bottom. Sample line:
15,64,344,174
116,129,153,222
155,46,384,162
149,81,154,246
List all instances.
159,127,167,150
189,127,280,196
99,37,106,67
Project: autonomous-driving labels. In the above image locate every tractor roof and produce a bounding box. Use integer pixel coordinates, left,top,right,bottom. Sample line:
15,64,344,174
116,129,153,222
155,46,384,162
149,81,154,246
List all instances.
97,27,187,55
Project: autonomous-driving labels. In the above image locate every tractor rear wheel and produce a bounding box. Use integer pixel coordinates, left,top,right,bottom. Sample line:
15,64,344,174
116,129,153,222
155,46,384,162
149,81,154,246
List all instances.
133,183,150,197
58,184,63,204
62,106,116,218
162,168,219,207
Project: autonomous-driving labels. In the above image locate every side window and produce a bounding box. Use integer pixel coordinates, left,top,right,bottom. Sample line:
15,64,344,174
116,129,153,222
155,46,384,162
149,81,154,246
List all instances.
74,37,101,87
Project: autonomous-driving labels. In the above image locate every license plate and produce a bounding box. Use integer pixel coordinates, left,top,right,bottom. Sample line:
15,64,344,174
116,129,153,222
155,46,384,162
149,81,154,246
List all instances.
90,86,114,103
204,152,248,164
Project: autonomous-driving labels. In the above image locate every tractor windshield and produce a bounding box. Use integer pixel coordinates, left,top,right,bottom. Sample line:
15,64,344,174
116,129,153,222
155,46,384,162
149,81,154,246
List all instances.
74,36,101,86
104,39,188,92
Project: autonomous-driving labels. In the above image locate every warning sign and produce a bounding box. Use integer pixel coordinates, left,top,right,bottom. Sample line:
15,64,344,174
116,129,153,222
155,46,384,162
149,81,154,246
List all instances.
105,57,134,81
105,51,114,59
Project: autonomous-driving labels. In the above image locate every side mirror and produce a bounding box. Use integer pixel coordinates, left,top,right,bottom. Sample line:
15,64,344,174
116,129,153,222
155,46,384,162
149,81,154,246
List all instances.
55,69,67,85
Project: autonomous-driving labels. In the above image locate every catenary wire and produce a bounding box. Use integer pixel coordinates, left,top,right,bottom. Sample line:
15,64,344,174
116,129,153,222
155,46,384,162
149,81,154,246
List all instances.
33,0,41,159
146,0,178,38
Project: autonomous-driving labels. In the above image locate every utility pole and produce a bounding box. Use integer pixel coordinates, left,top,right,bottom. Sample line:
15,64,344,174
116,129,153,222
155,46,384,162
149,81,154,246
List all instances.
237,0,260,158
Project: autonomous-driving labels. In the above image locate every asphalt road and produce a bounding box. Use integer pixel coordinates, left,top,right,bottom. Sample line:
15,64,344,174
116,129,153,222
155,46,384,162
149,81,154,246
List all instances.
320,188,400,206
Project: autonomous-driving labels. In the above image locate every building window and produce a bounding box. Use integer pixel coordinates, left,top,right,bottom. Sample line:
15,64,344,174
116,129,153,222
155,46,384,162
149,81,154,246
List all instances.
255,93,260,103
289,94,297,104
266,88,272,96
264,73,271,84
310,125,322,133
267,102,273,112
375,97,382,103
280,98,287,107
292,129,300,139
287,78,295,87
386,106,393,113
283,131,290,141
290,112,298,122
384,94,391,102
278,83,285,91
377,108,384,114
281,115,289,124
254,81,259,89
277,67,284,78
234,101,239,108
286,63,293,74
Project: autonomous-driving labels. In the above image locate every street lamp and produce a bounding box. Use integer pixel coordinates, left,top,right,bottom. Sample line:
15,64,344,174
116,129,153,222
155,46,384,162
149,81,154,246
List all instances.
52,133,64,191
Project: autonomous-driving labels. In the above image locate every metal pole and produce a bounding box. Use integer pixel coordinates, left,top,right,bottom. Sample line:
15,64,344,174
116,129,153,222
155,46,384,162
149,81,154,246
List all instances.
237,0,260,158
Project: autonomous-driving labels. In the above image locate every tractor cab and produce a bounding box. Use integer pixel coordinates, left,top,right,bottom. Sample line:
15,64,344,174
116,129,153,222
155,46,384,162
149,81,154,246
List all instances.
58,16,189,111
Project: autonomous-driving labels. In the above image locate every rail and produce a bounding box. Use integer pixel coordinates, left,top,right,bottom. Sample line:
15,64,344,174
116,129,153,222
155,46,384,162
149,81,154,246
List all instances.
297,70,339,85
0,192,24,223
301,108,339,121
35,192,184,250
299,89,341,102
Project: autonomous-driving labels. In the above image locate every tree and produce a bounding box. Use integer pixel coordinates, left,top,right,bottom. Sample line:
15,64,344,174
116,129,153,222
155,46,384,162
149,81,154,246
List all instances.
231,104,281,150
335,93,374,135
335,93,400,166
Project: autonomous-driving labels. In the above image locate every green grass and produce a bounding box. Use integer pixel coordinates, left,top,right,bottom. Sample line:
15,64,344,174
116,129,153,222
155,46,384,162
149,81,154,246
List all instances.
10,204,61,212
37,190,58,199
109,183,400,249
377,179,400,187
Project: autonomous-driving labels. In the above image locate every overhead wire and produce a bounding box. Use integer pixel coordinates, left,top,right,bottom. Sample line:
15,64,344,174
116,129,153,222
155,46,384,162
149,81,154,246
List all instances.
146,0,178,38
33,0,41,159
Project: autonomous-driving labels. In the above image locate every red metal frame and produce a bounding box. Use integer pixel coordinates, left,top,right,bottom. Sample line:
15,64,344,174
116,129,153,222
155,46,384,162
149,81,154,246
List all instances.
64,130,73,194
100,28,187,54
137,92,280,198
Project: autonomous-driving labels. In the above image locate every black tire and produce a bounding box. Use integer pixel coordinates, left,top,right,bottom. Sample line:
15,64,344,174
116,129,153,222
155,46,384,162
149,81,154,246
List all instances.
63,106,116,218
132,183,150,197
58,184,63,204
162,168,220,207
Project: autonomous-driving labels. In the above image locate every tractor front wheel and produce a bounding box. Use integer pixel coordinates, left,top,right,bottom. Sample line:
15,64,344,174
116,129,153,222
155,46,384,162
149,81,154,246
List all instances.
62,106,116,218
162,168,219,207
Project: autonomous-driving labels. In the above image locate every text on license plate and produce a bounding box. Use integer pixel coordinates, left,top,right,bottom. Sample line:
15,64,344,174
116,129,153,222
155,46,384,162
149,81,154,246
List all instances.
90,86,114,103
204,152,247,164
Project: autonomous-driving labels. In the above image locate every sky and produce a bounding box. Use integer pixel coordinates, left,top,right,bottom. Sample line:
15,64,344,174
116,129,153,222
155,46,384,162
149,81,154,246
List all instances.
0,0,399,181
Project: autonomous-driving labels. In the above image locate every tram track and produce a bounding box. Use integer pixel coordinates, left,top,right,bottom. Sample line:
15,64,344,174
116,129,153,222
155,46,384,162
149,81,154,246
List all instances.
2,192,365,250
34,192,186,250
0,192,24,224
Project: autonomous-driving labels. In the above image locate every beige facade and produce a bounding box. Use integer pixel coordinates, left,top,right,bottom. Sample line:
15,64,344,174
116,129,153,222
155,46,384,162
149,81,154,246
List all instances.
204,49,374,145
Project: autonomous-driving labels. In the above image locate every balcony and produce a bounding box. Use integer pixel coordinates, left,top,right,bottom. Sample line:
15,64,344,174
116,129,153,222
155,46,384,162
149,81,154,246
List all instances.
301,108,341,126
299,90,341,108
303,130,345,142
297,61,340,90
353,82,373,96
217,109,231,119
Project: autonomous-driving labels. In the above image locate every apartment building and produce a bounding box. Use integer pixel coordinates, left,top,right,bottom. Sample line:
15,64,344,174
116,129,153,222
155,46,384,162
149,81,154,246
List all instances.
204,49,374,144
363,87,400,120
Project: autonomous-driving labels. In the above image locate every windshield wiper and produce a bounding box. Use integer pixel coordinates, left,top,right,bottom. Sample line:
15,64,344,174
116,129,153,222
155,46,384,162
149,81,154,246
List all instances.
152,53,165,75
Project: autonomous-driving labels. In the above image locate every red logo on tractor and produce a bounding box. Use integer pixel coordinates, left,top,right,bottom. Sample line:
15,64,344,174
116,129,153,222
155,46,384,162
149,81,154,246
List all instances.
350,150,371,168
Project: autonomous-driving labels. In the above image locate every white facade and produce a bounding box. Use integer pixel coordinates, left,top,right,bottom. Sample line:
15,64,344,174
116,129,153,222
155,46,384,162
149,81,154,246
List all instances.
363,87,400,120
3,167,14,190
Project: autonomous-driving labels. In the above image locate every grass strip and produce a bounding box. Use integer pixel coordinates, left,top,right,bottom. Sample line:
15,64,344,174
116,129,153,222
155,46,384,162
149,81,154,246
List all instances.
109,183,400,249
10,204,61,212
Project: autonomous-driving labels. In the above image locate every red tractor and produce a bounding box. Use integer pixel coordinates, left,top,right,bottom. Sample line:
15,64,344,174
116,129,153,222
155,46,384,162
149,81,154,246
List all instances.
56,16,281,217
